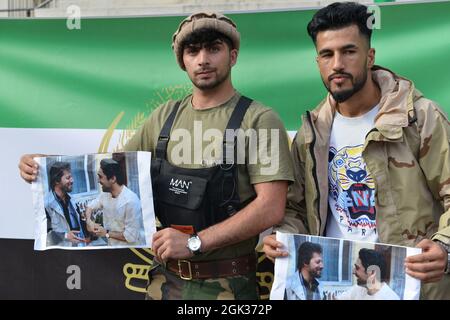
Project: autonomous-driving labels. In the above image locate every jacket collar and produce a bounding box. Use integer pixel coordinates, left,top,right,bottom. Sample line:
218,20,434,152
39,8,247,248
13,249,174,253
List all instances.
46,191,72,218
289,270,322,300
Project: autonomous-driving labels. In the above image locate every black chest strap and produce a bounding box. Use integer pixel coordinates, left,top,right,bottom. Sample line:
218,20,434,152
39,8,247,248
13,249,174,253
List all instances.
155,101,182,160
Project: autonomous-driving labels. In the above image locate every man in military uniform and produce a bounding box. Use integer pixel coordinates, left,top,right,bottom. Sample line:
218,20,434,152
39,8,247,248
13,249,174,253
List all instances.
20,12,294,299
263,2,450,299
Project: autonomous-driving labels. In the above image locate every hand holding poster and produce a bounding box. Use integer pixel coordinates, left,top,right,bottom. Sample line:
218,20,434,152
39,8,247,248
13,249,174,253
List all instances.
271,232,421,300
31,151,155,250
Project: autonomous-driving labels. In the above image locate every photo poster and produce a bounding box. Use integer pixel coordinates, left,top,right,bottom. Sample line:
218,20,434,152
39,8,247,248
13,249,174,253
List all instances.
271,232,421,300
31,151,155,250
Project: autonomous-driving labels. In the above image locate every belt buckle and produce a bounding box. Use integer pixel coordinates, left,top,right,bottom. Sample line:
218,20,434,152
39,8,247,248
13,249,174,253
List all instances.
178,260,192,280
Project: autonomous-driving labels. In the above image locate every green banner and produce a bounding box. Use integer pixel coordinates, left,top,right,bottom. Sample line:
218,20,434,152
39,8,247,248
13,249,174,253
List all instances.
0,1,449,130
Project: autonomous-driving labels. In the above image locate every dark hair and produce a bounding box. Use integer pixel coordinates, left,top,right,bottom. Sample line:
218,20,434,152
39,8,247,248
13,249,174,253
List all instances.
358,248,387,282
181,28,234,52
307,2,374,46
100,158,125,185
297,242,323,269
49,161,71,191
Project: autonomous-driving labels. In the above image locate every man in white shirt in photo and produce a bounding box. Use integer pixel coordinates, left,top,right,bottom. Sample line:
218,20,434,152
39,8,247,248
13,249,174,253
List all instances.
337,248,399,300
86,158,144,246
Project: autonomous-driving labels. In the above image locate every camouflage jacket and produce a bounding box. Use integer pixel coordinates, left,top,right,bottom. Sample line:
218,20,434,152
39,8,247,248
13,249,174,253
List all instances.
276,66,450,299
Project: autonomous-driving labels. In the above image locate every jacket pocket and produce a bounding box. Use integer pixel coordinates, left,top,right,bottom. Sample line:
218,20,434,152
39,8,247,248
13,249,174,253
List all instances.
154,173,208,211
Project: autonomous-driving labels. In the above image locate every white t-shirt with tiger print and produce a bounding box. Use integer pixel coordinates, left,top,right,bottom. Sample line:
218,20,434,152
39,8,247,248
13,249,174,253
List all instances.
326,105,379,243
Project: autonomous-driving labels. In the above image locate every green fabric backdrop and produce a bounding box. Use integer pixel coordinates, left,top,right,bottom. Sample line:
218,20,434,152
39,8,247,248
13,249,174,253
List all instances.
0,1,449,130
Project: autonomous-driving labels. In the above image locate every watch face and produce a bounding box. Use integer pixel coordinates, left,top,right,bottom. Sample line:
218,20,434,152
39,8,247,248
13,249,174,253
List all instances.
188,236,201,251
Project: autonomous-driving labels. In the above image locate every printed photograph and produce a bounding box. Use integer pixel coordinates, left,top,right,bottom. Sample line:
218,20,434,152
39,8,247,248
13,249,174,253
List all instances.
32,151,155,250
270,233,421,300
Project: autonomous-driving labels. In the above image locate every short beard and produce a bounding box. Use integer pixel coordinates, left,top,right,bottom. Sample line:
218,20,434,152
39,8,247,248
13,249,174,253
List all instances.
325,69,367,103
357,279,367,286
62,185,72,193
193,69,230,90
102,185,112,193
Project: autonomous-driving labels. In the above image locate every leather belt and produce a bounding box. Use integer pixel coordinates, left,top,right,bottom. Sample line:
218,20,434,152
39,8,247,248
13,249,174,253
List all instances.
166,254,257,280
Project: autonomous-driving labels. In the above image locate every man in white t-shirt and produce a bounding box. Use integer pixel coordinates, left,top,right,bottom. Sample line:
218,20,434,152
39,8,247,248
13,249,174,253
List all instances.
327,106,379,242
337,248,399,300
86,158,144,246
264,2,450,299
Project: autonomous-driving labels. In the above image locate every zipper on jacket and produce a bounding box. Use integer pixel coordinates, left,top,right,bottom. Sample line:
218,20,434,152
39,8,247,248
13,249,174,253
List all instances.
306,111,321,231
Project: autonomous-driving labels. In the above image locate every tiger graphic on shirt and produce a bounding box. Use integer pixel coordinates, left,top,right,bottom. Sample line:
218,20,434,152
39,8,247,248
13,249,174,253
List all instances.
328,145,376,229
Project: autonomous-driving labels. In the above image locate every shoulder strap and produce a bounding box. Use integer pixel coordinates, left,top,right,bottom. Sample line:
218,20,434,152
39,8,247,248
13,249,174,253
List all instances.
155,101,181,160
225,96,253,131
223,96,253,165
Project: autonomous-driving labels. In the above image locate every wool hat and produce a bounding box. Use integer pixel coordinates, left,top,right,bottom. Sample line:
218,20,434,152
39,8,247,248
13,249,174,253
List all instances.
172,12,240,70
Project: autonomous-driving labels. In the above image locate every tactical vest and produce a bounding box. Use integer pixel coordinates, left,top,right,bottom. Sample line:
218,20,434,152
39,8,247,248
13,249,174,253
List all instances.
151,96,253,233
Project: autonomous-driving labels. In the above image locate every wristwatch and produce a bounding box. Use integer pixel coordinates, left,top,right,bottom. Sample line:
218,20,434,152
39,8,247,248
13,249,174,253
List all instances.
105,229,110,239
187,234,202,255
436,240,450,274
